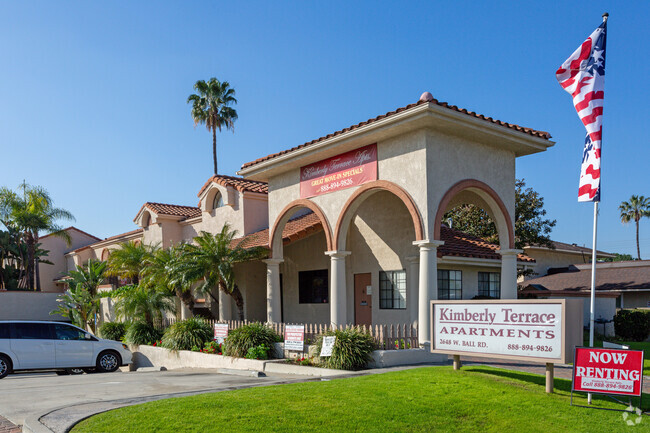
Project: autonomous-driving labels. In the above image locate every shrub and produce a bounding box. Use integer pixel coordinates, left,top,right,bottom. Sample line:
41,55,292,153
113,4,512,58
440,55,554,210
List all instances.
245,344,270,360
614,309,650,342
98,322,127,341
314,328,376,370
222,323,281,358
125,321,162,346
161,317,213,351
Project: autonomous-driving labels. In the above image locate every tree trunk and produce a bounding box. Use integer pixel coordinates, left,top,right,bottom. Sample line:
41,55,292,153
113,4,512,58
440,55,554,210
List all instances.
25,232,35,290
229,284,245,321
212,127,218,175
637,218,641,260
177,288,195,314
35,231,41,291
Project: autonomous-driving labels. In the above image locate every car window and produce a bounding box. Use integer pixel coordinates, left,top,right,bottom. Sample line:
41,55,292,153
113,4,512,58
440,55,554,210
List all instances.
11,323,53,339
0,324,9,339
53,324,87,341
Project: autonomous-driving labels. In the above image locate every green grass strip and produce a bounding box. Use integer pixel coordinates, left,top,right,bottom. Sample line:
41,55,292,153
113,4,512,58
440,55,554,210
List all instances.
73,366,648,433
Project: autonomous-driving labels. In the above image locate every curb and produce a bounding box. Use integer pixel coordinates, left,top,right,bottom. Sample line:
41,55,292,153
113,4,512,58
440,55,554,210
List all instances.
21,415,52,433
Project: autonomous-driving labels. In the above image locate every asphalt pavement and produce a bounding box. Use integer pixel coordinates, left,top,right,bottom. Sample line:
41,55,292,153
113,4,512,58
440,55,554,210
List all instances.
0,369,311,432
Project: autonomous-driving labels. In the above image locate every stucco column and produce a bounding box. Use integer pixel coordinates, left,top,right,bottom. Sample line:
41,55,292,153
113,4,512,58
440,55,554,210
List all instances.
219,288,232,321
498,249,523,299
413,240,444,346
263,259,283,323
325,251,351,327
406,256,420,327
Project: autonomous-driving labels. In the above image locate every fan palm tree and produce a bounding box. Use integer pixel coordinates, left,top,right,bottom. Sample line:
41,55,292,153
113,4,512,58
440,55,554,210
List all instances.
141,245,196,315
0,182,74,290
105,241,157,285
187,78,238,175
171,225,265,320
619,195,650,260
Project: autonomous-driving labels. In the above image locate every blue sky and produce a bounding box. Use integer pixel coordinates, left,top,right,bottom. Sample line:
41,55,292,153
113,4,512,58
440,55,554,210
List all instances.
1,1,649,257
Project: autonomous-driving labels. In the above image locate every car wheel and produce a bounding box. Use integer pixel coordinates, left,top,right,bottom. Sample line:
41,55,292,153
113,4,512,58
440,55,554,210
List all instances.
96,351,120,373
0,355,11,379
66,368,84,375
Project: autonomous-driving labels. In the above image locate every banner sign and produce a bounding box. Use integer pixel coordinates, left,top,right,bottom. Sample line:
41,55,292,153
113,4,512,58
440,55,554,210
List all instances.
572,347,644,397
284,324,305,351
320,336,336,357
300,143,377,198
214,323,228,344
431,299,583,364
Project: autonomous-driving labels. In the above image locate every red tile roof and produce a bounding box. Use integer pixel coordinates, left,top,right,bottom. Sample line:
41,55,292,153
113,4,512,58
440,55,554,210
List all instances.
522,261,650,293
231,212,322,250
134,202,202,222
439,227,534,263
198,174,268,197
241,97,552,170
232,212,533,263
72,228,145,253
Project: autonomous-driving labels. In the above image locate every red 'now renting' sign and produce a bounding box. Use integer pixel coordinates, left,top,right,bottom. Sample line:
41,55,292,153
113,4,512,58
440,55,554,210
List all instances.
572,347,644,396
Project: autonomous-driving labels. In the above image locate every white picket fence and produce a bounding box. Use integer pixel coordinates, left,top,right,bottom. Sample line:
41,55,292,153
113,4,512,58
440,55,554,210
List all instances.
154,317,418,350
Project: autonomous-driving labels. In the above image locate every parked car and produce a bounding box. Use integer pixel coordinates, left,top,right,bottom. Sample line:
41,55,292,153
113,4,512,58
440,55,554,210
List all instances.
0,321,132,379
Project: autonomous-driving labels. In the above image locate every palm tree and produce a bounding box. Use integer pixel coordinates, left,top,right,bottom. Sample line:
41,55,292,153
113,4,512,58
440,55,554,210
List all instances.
105,241,157,285
620,195,650,260
187,78,238,175
0,182,74,290
141,246,196,315
112,285,176,326
172,225,265,320
52,260,107,332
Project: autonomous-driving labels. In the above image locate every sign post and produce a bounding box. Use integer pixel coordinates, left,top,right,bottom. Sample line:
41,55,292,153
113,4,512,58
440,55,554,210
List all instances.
431,299,583,393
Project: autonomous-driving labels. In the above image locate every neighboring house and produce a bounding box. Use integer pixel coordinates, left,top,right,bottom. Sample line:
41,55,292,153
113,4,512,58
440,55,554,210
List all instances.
38,227,101,292
520,260,650,336
59,93,554,346
520,241,615,282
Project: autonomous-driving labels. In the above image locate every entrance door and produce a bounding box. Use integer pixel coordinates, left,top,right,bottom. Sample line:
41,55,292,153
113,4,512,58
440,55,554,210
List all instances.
354,273,372,326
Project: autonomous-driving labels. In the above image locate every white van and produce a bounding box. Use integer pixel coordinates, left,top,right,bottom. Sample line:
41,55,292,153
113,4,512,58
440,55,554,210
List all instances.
0,321,132,379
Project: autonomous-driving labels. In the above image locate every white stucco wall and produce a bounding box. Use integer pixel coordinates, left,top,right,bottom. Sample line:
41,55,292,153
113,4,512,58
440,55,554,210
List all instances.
426,130,516,247
521,249,591,280
0,292,67,320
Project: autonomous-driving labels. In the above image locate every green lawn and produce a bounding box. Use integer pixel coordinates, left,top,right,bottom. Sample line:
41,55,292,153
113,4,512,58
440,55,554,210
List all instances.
72,367,649,433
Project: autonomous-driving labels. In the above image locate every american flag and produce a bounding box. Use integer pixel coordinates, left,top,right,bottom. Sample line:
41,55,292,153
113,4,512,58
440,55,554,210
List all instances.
556,19,607,202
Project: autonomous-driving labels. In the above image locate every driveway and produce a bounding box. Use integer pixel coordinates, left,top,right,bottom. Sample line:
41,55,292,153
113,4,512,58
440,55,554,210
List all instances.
0,369,309,432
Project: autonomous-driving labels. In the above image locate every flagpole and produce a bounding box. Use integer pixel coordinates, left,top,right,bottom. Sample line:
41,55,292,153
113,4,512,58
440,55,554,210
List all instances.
587,12,607,407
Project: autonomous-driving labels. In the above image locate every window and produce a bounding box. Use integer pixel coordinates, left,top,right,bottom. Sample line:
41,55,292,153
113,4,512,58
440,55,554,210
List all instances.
213,192,224,210
299,269,328,304
0,324,9,339
478,272,500,298
438,270,462,300
53,324,87,341
11,323,52,339
380,270,406,309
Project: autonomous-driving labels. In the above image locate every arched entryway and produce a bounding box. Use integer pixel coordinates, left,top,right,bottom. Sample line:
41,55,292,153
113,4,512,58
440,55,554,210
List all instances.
434,179,520,301
265,199,333,323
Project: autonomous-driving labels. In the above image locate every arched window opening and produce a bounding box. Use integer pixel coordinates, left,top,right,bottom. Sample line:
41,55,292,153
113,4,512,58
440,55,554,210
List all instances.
213,192,224,210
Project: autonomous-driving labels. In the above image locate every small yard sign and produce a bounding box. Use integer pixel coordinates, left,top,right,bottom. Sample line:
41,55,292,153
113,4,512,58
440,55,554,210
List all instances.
284,324,305,351
320,336,336,357
214,323,228,344
572,347,644,397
